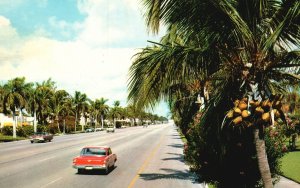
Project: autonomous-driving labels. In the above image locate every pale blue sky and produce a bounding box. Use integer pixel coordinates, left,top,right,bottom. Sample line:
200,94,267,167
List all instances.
0,0,169,117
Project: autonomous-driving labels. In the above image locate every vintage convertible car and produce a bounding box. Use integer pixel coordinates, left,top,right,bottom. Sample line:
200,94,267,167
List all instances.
29,132,53,143
73,146,117,174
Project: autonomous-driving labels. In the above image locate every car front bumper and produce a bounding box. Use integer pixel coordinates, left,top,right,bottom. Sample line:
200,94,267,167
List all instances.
30,138,45,142
73,165,107,170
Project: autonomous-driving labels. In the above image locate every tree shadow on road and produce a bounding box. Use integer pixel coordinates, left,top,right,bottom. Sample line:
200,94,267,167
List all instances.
167,144,184,148
162,153,184,162
139,168,199,183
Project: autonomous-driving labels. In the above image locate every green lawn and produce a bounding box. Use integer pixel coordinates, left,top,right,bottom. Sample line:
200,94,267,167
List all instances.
280,139,300,183
0,133,27,142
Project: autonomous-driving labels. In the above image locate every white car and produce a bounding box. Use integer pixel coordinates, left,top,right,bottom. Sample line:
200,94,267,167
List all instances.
106,127,115,133
95,128,104,132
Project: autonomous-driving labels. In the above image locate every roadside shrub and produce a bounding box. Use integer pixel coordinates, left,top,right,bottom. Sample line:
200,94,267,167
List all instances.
2,126,13,136
264,127,286,181
184,111,286,188
16,126,34,137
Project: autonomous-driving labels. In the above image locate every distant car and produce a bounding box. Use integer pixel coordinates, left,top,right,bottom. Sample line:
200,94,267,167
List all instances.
95,128,104,132
85,128,94,133
73,146,117,174
106,127,115,133
30,132,53,143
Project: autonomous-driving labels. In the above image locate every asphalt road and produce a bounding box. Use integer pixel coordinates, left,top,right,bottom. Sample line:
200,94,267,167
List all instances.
0,124,205,188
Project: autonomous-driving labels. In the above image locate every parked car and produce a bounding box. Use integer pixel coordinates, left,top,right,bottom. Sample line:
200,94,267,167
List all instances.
73,146,117,174
95,128,104,132
106,126,115,133
85,128,94,133
29,132,53,143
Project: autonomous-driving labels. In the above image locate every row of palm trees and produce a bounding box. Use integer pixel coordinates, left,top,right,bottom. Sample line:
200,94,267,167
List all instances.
128,0,299,187
0,77,167,138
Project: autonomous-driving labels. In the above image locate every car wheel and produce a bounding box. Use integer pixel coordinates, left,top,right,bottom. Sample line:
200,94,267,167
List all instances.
105,166,109,174
78,169,84,174
111,162,115,170
30,141,33,143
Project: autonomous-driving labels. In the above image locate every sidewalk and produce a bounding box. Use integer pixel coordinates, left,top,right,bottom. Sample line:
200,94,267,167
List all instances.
275,176,300,188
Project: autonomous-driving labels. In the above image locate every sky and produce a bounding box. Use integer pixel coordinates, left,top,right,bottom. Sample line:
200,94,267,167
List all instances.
0,0,169,117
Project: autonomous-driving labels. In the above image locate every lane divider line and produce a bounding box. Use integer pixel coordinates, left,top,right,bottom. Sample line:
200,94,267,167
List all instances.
127,135,165,188
40,177,62,188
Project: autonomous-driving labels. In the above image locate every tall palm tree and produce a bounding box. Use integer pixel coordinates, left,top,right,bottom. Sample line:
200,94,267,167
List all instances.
128,1,299,187
2,77,33,138
109,101,121,129
35,79,56,125
49,90,70,133
72,91,89,132
96,97,109,129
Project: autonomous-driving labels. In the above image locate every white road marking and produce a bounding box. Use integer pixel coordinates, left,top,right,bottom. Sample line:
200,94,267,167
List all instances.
40,177,62,188
39,156,55,162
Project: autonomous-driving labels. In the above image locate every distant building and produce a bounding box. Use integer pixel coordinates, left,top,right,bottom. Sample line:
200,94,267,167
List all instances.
0,113,34,128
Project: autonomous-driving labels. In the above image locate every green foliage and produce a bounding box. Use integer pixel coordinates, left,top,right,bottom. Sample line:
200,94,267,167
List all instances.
17,126,34,137
1,126,13,136
0,134,26,142
184,110,287,187
1,125,34,137
264,127,286,179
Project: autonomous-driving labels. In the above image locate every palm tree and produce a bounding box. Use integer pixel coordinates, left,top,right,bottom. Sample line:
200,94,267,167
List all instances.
96,97,109,129
128,1,299,187
72,91,89,132
125,105,139,126
35,79,56,125
49,90,70,133
109,101,121,129
2,77,32,138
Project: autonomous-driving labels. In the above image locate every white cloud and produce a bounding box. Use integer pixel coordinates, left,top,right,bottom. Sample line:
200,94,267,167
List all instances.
0,1,169,116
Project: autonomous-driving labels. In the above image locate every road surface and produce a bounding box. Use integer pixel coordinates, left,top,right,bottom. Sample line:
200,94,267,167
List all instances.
0,124,204,188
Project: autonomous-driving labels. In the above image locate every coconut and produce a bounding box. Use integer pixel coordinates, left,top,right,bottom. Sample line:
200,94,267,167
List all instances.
272,109,280,119
262,112,270,122
241,110,250,118
233,116,243,125
241,97,248,102
233,107,242,116
262,99,272,110
226,110,234,119
238,101,248,111
234,99,240,107
255,107,264,115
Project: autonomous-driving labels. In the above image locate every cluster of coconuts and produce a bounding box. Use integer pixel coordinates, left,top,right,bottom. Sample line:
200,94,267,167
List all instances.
226,95,284,126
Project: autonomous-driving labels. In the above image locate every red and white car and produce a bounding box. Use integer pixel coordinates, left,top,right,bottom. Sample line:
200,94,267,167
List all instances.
73,146,117,174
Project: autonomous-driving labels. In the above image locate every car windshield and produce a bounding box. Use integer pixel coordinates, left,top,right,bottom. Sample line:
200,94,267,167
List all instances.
81,148,106,156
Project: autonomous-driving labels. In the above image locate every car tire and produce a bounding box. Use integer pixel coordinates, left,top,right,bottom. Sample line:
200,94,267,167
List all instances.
78,169,84,174
30,141,33,143
111,163,115,170
105,166,109,174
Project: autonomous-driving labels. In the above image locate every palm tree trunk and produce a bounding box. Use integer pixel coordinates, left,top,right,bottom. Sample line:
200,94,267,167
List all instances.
12,112,17,138
253,128,273,188
75,112,77,132
33,111,37,133
56,115,61,133
101,115,104,129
